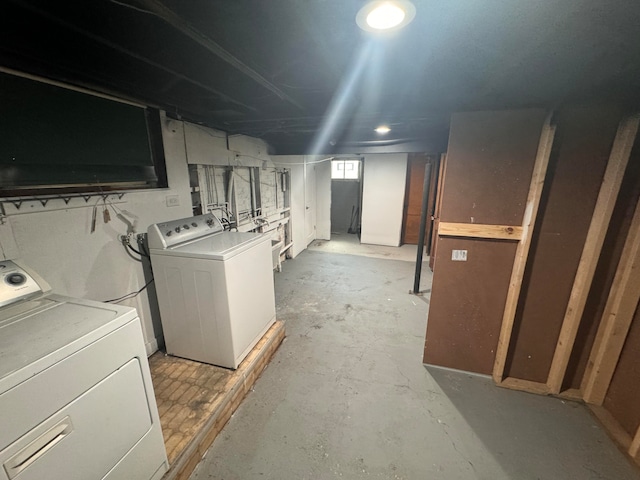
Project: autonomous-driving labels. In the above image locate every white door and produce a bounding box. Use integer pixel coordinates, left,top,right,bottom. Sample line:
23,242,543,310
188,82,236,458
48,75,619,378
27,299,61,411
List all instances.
304,162,317,246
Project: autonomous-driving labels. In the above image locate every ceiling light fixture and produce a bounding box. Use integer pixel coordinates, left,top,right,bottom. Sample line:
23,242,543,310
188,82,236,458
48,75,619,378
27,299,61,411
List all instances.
375,125,391,134
356,1,416,33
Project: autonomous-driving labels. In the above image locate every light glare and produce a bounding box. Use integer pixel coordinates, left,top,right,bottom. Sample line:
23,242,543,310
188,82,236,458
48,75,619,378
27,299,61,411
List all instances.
375,126,391,134
366,3,405,30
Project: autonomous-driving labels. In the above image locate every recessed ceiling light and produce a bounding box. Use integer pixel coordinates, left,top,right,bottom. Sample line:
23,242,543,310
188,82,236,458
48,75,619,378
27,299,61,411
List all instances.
356,1,416,33
375,126,391,134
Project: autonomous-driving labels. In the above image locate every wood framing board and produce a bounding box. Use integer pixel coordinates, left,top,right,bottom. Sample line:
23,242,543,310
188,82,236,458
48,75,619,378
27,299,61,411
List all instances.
589,404,633,452
504,108,624,384
547,114,640,394
582,198,640,405
631,426,640,459
438,222,522,240
601,310,640,436
492,115,556,383
498,377,550,395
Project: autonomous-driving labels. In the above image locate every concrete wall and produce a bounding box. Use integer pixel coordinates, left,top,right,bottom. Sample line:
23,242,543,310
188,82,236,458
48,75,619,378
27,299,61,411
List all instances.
360,153,408,246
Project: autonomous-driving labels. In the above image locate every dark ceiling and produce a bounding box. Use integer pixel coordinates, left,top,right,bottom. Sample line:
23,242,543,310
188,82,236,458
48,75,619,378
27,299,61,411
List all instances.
2,0,640,154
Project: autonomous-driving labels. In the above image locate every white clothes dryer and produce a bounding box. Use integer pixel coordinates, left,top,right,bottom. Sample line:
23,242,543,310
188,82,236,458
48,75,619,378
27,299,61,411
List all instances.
0,260,168,480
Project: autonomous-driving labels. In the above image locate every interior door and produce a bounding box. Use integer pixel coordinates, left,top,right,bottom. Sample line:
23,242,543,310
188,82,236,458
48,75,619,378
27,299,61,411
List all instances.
429,153,447,271
304,162,317,246
401,154,427,244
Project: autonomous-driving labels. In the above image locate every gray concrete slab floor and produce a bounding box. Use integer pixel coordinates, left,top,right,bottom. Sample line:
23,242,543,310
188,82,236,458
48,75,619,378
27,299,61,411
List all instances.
190,249,640,480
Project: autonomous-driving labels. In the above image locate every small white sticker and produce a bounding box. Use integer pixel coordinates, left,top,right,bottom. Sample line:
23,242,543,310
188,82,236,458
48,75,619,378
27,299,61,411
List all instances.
452,250,467,261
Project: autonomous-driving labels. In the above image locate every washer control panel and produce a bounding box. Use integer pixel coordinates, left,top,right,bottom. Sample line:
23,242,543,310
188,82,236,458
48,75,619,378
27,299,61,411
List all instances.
147,214,224,250
0,260,49,308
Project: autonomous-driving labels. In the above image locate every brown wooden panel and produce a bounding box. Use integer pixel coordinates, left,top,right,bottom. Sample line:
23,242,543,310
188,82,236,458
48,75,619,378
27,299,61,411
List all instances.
402,154,437,245
563,138,640,390
402,155,426,244
429,155,447,270
504,107,621,383
603,314,640,436
439,110,547,226
424,237,517,374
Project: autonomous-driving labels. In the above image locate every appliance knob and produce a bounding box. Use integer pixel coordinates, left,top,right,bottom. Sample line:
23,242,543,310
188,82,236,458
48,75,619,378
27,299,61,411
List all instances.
206,218,214,226
192,222,198,227
6,273,26,286
175,226,181,233
183,224,190,230
166,231,172,236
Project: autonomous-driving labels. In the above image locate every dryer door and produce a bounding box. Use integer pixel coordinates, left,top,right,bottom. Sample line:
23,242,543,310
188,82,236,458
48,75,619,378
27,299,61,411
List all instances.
0,358,152,480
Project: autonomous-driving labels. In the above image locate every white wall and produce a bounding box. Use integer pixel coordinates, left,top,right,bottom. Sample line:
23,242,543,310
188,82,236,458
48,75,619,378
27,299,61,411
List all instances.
360,153,408,246
0,114,280,355
315,159,332,240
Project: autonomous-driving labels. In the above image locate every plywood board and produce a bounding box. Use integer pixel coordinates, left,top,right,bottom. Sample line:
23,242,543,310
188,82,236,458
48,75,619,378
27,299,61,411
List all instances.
440,110,548,226
424,237,517,374
504,108,620,383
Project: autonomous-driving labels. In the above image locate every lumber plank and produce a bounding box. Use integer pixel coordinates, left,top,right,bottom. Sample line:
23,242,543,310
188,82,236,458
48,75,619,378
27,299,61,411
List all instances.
547,115,640,394
499,377,550,395
581,198,640,405
557,388,583,402
492,116,556,383
589,405,633,451
438,222,522,240
630,425,640,459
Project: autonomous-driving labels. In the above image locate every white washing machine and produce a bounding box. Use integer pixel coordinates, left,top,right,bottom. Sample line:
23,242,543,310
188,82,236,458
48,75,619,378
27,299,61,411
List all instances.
0,260,168,480
148,213,276,369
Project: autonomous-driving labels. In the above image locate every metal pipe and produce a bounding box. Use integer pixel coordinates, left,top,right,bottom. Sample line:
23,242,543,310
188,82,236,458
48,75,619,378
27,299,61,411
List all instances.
412,160,433,295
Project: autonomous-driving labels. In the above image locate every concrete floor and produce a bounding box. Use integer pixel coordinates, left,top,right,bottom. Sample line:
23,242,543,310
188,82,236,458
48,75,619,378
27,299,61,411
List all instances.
190,247,640,480
308,232,428,263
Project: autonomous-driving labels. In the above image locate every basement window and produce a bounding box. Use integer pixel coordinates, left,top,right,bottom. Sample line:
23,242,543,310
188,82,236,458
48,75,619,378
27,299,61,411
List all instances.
0,71,167,197
331,159,360,180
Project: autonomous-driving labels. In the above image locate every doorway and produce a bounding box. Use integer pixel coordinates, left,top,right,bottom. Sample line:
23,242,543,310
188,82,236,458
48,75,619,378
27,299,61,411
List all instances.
330,158,362,236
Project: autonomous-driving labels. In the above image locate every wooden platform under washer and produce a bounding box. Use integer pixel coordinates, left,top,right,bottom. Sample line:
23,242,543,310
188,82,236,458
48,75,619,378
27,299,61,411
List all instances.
149,321,286,480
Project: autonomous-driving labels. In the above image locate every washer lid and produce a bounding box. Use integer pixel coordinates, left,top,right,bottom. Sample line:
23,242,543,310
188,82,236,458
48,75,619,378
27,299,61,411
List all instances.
152,231,267,260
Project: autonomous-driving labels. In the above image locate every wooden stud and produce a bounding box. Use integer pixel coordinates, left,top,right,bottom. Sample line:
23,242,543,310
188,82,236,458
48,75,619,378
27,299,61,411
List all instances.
499,377,551,395
581,198,640,405
556,388,583,402
438,222,522,241
630,425,640,459
589,405,633,451
547,115,640,394
492,115,557,384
